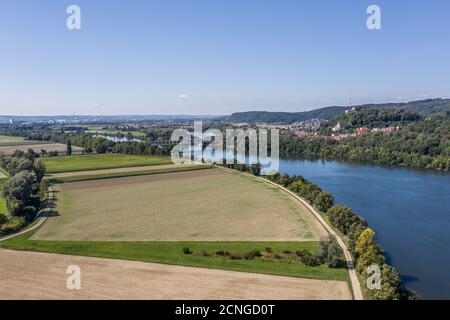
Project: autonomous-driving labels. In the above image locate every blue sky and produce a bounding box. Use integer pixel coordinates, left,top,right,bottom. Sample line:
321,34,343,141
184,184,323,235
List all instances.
1,0,449,115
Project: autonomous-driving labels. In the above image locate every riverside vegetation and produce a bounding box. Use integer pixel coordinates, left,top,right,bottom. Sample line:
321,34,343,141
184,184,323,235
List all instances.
222,163,417,299
280,109,449,171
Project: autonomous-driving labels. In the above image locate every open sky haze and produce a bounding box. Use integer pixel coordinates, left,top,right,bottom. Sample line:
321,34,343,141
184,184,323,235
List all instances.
1,0,449,115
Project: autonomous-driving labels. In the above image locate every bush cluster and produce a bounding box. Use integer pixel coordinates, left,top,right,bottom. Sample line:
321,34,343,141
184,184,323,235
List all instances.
266,173,334,212
0,150,47,236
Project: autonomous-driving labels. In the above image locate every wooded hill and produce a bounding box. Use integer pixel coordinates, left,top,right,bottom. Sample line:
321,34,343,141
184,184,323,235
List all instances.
319,108,422,134
224,99,450,124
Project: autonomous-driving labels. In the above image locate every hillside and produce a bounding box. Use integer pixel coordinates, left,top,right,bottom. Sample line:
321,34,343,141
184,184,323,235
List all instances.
224,107,347,124
357,99,450,116
280,111,450,171
224,99,450,124
320,108,422,134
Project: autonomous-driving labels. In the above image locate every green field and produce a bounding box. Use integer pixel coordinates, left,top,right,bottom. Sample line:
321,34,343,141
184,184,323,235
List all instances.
43,154,173,173
0,178,7,216
0,230,348,282
49,164,210,183
0,135,24,141
0,167,8,216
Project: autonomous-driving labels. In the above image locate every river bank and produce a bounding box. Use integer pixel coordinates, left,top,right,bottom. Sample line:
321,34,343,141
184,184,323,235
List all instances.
277,158,450,299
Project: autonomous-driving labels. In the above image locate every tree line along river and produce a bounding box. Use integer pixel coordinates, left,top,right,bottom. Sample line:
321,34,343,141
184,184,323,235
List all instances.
277,158,450,299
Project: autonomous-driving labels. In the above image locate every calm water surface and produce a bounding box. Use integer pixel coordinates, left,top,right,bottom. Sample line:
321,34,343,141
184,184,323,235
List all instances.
278,159,450,299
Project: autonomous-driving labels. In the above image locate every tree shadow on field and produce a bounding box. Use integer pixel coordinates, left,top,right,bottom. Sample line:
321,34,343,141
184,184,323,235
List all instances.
46,189,60,217
46,209,60,217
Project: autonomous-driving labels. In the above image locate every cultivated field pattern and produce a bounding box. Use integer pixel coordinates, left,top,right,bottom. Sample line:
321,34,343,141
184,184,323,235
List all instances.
33,169,327,241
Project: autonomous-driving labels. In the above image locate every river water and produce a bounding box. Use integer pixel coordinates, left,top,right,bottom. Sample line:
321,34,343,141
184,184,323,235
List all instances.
277,158,450,299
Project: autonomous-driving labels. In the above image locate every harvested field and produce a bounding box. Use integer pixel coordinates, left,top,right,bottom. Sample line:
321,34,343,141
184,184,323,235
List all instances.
0,140,48,147
0,143,83,156
43,154,172,173
33,169,327,241
0,249,351,300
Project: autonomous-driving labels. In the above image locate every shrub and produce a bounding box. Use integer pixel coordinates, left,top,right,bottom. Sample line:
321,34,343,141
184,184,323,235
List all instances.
327,204,367,235
300,252,320,266
201,250,210,257
215,250,230,256
0,217,25,236
282,249,292,254
182,247,193,255
265,247,273,253
230,254,242,260
249,164,261,176
0,213,8,225
243,250,262,260
295,249,307,258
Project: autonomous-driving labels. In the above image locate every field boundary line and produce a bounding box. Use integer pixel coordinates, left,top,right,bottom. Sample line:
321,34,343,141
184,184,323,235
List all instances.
51,164,212,183
215,166,364,300
0,187,53,242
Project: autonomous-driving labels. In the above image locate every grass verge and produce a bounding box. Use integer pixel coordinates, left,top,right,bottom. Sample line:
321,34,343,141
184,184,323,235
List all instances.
43,154,173,173
49,165,212,183
0,230,349,282
0,178,7,216
0,167,9,216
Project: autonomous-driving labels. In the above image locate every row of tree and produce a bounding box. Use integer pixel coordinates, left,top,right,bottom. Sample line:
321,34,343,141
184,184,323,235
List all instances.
266,173,334,212
0,150,48,236
27,132,171,157
325,205,413,299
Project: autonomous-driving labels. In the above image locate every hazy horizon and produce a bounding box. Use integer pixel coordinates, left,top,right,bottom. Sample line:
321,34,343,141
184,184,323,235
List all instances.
2,0,450,115
0,96,448,117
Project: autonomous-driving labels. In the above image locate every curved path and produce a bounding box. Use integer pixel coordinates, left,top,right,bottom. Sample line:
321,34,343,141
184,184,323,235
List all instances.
218,167,364,300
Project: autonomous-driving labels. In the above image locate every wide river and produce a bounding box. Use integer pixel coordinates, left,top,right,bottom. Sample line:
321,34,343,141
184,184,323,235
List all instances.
277,158,450,299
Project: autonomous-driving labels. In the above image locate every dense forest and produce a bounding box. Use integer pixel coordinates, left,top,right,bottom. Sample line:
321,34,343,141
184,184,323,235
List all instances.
224,99,450,124
281,111,450,171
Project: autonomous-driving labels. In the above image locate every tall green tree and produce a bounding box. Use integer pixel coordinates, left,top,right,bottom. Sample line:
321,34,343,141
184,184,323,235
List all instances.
67,139,72,156
354,228,385,274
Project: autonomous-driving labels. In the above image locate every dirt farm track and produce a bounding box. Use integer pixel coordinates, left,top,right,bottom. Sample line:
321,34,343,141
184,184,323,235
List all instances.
0,249,351,300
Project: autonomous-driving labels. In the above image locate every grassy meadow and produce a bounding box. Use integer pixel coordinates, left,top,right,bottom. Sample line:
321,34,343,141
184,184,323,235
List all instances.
0,178,7,216
0,135,24,141
43,153,173,173
49,164,210,183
